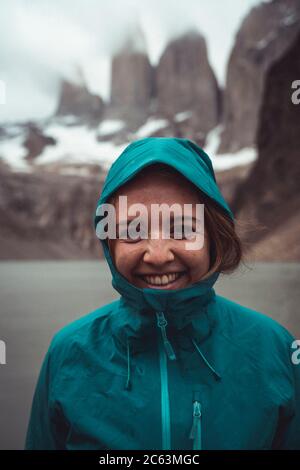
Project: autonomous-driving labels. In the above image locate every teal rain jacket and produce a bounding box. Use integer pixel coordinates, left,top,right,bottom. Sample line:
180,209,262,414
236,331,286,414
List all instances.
25,137,300,450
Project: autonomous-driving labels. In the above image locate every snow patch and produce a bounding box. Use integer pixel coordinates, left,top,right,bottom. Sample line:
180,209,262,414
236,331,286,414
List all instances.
55,115,82,126
204,125,257,171
0,135,30,172
174,111,193,122
97,119,125,136
35,123,127,168
281,13,297,26
256,31,276,50
0,120,258,175
135,117,169,138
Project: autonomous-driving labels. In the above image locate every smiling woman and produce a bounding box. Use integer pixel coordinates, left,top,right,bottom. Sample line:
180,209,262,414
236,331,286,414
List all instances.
25,137,300,451
106,163,241,289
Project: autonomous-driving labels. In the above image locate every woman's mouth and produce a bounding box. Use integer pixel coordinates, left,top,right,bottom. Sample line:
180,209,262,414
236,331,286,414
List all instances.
136,271,187,289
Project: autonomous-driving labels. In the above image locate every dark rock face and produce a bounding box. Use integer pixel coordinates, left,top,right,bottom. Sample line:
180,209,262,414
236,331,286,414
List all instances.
0,167,104,259
156,31,220,135
219,0,300,153
109,53,154,124
56,79,105,123
231,31,300,260
23,124,56,161
107,28,220,140
109,27,155,126
111,53,154,108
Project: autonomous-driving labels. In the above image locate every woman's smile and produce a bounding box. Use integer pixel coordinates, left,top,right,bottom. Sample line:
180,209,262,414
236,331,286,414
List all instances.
135,270,188,289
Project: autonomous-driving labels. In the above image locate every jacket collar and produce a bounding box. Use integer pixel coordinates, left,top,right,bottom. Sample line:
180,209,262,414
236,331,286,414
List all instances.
108,266,222,393
109,288,218,357
107,244,220,356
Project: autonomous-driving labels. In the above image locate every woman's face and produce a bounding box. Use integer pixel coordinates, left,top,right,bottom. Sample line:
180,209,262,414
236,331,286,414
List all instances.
108,167,211,290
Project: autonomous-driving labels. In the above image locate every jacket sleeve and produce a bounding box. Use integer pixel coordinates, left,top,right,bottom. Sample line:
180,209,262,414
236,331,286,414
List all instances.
24,342,62,450
272,335,300,449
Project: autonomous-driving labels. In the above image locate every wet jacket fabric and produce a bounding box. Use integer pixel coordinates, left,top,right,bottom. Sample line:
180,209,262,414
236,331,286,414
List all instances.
25,137,300,450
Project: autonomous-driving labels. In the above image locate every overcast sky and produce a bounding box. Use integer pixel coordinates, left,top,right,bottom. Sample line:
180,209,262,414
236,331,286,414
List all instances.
0,0,267,123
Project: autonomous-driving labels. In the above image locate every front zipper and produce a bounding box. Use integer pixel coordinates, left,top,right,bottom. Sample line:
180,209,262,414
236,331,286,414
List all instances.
156,311,176,450
156,311,176,360
189,391,202,450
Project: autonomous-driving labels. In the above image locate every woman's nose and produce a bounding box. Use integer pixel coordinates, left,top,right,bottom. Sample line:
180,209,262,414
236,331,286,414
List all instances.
142,239,175,265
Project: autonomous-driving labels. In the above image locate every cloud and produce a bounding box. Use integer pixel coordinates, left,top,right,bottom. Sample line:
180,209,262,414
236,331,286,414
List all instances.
0,0,264,123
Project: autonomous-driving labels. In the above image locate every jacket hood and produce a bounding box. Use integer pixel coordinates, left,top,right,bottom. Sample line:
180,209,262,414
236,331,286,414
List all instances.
93,137,233,390
94,136,234,301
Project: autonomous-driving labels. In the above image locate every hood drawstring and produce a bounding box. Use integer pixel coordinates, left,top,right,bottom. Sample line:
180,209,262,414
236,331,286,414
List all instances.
124,337,132,391
191,337,222,381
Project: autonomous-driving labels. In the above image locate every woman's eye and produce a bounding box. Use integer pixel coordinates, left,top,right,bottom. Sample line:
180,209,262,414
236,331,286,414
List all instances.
170,225,195,239
127,233,143,243
118,224,197,241
118,231,140,242
118,227,147,242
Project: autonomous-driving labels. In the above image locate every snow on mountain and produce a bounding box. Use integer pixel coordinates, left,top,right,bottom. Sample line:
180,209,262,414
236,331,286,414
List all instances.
204,125,257,171
0,119,257,175
97,119,125,136
134,117,169,138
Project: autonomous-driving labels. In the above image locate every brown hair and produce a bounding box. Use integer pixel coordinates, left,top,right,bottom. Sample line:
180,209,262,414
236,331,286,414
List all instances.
198,190,243,277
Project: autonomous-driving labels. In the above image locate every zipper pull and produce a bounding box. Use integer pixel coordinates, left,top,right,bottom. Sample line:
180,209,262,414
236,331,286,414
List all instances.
189,396,202,450
156,312,177,361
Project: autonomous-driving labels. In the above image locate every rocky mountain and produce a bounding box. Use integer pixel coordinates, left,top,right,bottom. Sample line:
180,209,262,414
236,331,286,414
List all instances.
108,28,155,127
156,31,220,137
218,0,300,153
56,78,105,124
231,31,300,261
0,26,223,177
0,165,104,260
23,124,56,161
105,29,220,143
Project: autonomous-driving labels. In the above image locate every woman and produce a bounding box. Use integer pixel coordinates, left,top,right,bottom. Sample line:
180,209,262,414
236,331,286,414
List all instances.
25,137,300,450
